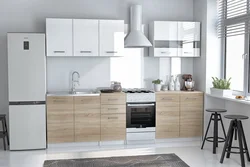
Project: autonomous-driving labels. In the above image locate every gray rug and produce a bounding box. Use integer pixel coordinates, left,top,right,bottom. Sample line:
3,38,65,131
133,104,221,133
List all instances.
44,154,189,167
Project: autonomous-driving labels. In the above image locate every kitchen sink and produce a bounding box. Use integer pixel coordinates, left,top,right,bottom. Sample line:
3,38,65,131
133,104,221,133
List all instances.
70,90,100,96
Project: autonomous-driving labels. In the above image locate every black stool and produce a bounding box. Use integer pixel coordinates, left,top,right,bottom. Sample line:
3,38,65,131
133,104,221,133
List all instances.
201,109,227,154
220,115,250,167
0,115,9,150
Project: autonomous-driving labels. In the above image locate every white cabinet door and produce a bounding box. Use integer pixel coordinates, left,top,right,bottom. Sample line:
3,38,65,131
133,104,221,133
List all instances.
178,22,200,41
46,18,73,56
73,19,99,56
154,21,178,41
99,20,124,57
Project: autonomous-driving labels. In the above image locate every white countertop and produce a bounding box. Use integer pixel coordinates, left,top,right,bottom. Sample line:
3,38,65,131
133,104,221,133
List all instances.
206,93,250,105
47,91,100,96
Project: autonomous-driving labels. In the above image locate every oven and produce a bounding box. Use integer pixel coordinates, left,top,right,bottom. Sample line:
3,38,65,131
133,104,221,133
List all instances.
126,102,155,129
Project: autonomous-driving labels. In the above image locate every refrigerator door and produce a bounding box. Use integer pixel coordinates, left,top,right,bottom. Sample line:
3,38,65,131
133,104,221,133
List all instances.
7,33,46,101
9,104,46,150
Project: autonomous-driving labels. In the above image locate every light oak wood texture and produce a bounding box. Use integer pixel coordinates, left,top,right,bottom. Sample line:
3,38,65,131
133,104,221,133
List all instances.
101,105,126,114
74,96,101,142
180,92,204,138
47,96,74,143
101,114,126,141
101,93,126,105
156,94,180,139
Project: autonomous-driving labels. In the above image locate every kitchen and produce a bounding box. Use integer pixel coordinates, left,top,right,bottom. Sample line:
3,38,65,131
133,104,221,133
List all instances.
0,0,250,167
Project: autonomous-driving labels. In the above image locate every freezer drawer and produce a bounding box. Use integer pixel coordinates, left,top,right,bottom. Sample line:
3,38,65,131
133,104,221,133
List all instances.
9,104,46,150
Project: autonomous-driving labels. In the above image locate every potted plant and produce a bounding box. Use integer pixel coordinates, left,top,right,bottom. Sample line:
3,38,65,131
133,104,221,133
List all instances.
211,77,232,96
152,79,162,92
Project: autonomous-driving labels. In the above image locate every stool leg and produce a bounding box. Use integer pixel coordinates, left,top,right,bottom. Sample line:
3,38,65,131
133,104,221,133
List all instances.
201,114,213,150
2,137,6,151
226,121,235,158
239,121,250,161
237,121,245,167
219,114,227,139
235,128,237,140
213,112,218,153
4,118,9,146
220,120,234,164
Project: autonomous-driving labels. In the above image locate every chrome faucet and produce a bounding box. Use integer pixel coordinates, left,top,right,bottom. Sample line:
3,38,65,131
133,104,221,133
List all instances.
71,71,80,94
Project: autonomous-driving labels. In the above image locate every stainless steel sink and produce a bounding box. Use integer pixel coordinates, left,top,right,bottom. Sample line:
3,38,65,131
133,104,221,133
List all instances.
70,90,100,96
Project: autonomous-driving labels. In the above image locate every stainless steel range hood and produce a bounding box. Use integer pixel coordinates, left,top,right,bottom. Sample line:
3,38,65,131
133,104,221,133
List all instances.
125,5,152,48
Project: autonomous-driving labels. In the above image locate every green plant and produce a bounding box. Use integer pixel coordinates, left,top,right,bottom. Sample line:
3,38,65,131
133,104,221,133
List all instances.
212,77,231,89
152,79,162,84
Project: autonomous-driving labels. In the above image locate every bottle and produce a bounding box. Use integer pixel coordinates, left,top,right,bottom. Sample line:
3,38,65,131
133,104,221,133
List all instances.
169,75,175,91
175,75,181,91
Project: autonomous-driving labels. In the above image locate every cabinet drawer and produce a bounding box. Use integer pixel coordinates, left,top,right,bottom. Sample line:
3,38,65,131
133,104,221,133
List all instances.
180,93,203,106
101,114,126,141
156,94,179,104
101,105,125,114
154,48,178,57
101,93,126,105
47,96,73,105
74,96,100,105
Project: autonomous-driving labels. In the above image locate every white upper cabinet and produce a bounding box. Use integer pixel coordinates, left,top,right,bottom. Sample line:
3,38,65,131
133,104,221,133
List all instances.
46,18,73,56
99,20,124,57
178,22,200,41
149,21,201,57
178,22,200,57
73,19,99,56
154,21,178,41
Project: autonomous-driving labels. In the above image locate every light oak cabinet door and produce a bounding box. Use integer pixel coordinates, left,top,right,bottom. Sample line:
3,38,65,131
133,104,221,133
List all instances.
73,19,99,56
74,96,101,142
47,96,74,143
99,20,124,57
101,114,126,141
156,93,180,139
46,18,73,56
180,93,204,138
101,93,126,105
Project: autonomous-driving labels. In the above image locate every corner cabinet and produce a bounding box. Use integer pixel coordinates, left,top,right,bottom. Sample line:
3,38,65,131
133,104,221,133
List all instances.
99,20,124,57
149,21,201,57
46,18,73,57
73,19,99,56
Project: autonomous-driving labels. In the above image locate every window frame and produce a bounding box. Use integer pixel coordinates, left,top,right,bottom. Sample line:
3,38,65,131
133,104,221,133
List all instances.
222,0,250,95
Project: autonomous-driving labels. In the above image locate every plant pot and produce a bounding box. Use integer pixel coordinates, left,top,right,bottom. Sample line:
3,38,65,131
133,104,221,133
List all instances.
154,84,162,92
210,88,232,97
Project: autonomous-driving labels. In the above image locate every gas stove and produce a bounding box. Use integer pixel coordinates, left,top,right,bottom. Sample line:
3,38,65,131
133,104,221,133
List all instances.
123,89,155,103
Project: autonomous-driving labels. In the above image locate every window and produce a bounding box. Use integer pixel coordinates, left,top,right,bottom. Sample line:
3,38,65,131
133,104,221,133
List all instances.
218,0,250,95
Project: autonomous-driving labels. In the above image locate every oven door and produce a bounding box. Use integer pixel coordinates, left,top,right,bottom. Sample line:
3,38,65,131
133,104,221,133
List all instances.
126,103,155,128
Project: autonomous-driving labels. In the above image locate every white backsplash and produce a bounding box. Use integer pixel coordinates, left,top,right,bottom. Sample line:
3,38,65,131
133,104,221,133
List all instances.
47,55,194,91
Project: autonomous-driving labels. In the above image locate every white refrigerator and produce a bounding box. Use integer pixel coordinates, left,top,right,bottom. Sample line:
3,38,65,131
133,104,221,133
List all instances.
8,33,46,150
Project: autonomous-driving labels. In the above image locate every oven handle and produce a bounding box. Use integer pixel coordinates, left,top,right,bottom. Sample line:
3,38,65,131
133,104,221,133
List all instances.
127,103,155,107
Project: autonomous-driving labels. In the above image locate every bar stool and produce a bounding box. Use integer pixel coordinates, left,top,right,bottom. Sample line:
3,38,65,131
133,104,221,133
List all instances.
220,115,250,167
0,115,9,150
201,109,227,154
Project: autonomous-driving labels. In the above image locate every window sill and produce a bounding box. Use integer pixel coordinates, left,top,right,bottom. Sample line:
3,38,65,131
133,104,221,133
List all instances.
206,93,250,105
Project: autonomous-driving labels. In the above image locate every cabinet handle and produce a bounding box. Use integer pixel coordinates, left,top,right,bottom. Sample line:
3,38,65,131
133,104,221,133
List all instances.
80,51,92,53
108,108,118,110
185,97,197,100
108,117,118,119
108,99,118,101
54,51,65,53
106,51,118,54
161,51,170,54
53,100,66,103
162,98,173,100
184,52,192,54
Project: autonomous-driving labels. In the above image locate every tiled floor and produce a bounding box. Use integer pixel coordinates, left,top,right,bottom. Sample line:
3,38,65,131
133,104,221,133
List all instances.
0,141,248,167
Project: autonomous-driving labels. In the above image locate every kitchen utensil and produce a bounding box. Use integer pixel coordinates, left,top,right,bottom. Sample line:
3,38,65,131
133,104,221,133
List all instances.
111,81,122,92
185,81,195,91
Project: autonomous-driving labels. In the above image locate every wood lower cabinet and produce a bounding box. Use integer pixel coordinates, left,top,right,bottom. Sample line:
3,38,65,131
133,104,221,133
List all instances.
47,96,74,143
180,92,204,138
100,93,126,141
74,96,101,142
156,92,204,139
156,93,180,139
